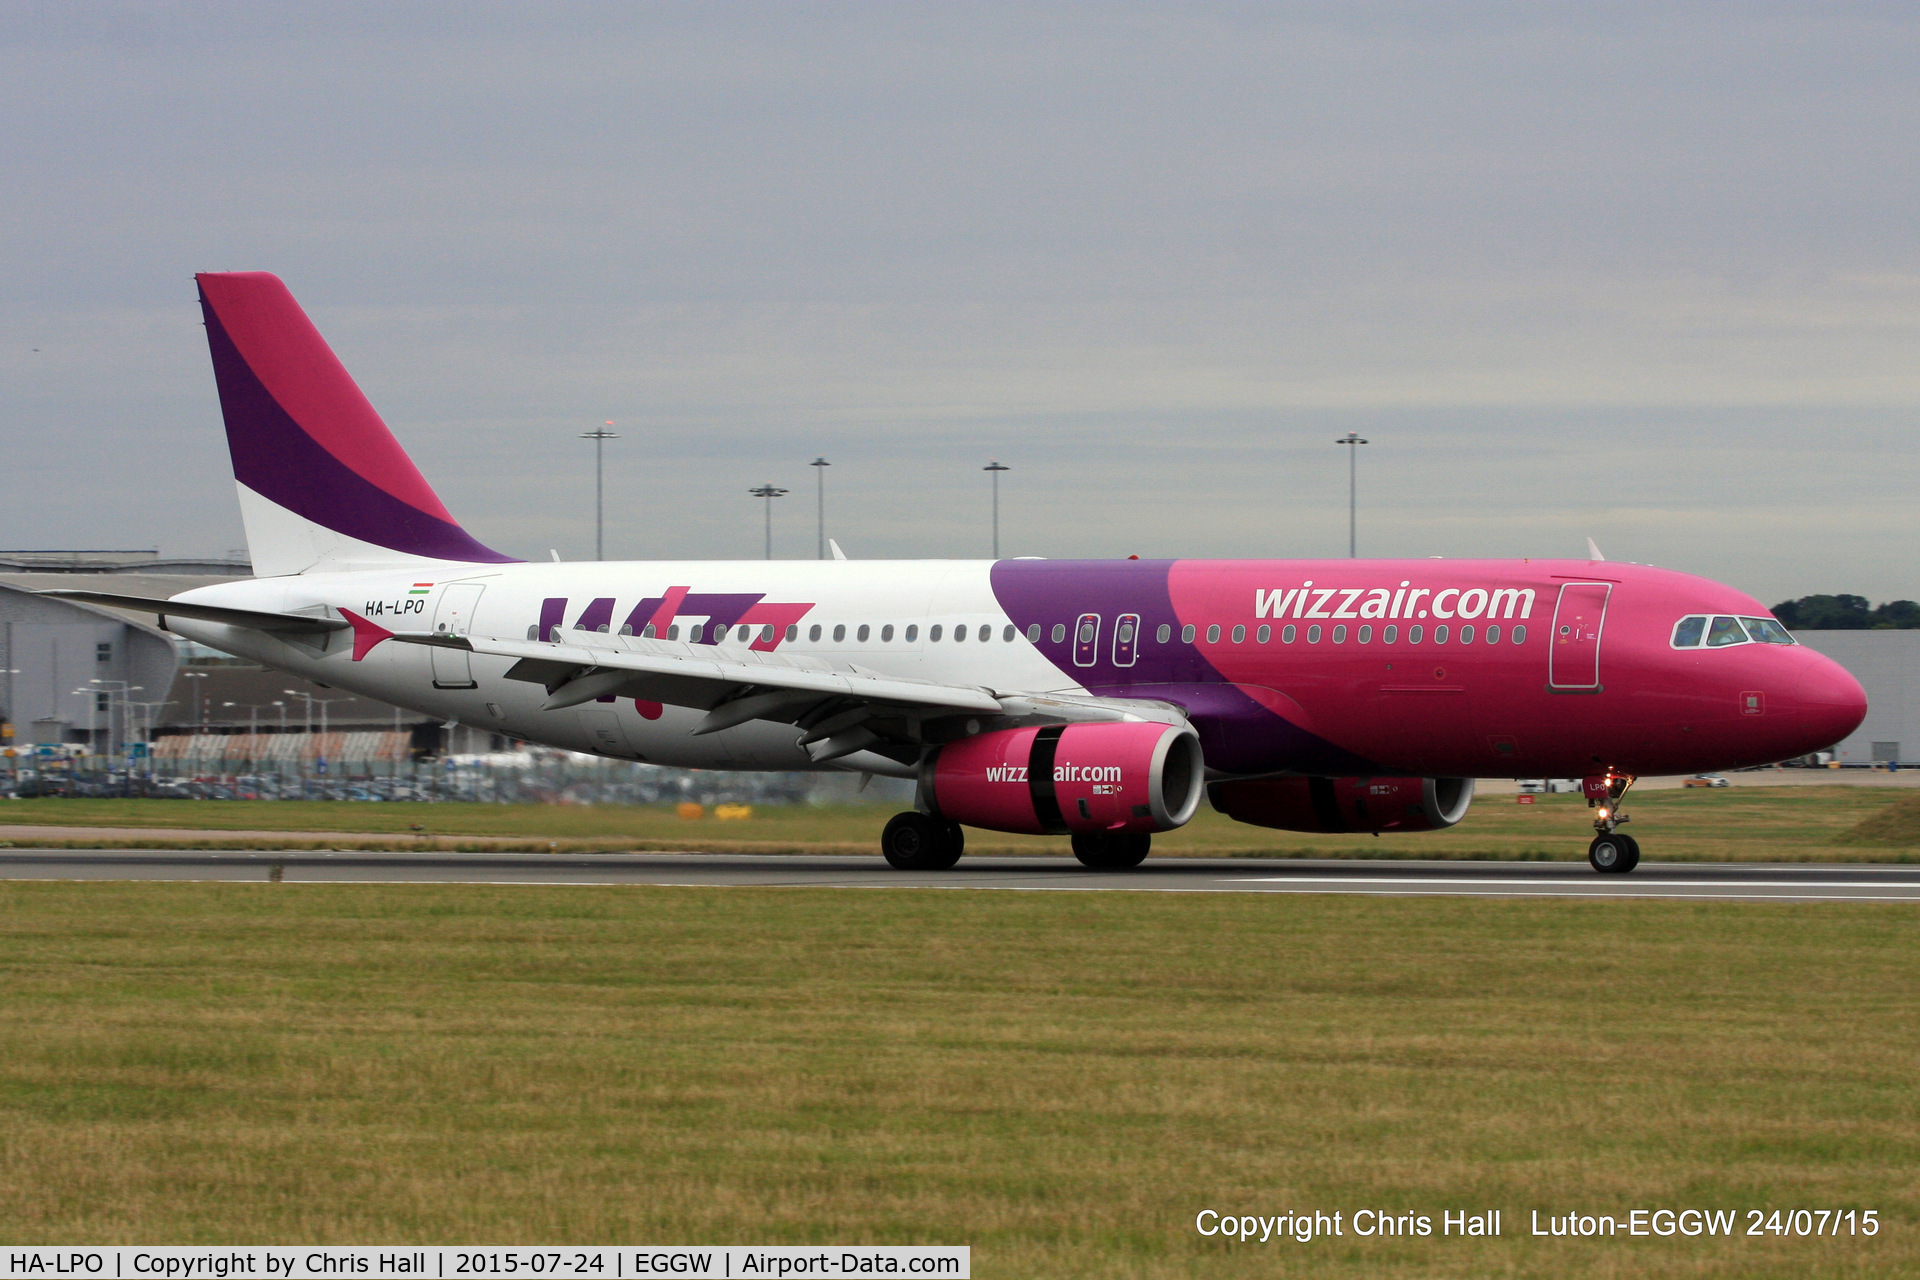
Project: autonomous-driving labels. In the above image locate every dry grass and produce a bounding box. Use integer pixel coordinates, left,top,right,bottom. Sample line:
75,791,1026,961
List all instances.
1834,790,1920,847
0,787,1914,862
0,882,1913,1278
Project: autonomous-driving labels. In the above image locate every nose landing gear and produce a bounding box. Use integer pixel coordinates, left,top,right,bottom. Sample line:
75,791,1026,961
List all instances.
1584,771,1640,873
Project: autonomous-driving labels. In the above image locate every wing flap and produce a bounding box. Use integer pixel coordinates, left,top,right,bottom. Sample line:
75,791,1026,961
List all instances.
395,632,1006,716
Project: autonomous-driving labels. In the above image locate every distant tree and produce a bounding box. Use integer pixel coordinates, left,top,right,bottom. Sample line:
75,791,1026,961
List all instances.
1873,599,1920,629
1771,594,1920,630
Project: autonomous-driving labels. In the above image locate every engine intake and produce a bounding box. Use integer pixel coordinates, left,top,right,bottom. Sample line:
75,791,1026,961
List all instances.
922,722,1204,836
1210,775,1475,834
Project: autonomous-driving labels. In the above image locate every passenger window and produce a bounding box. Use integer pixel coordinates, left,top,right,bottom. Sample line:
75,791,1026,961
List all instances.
1077,621,1095,643
1257,624,1271,643
619,624,633,636
1383,625,1397,643
760,625,775,642
932,624,944,642
1231,624,1245,643
1052,624,1067,643
1027,623,1042,642
809,624,822,642
1206,624,1221,643
955,625,967,642
667,624,680,641
1485,624,1500,644
881,624,894,642
1157,624,1172,643
643,623,658,639
1307,625,1321,643
1706,616,1747,648
1003,625,1015,642
785,624,798,642
1512,625,1526,644
1181,624,1196,643
833,624,847,642
1282,624,1296,643
906,624,918,642
527,625,539,640
1408,625,1423,643
1740,617,1796,645
1434,625,1449,643
1357,624,1371,643
857,624,870,642
1119,620,1136,643
1331,625,1346,643
1672,616,1707,648
736,625,750,642
1459,625,1474,644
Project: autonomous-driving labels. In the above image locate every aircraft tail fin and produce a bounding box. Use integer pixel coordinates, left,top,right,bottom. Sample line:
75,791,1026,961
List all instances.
194,271,515,576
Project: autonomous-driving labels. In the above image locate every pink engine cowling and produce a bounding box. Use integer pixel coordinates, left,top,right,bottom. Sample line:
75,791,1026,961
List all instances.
921,722,1205,836
1209,775,1475,834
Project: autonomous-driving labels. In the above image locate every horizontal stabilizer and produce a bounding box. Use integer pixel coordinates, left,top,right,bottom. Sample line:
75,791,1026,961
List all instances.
35,590,349,635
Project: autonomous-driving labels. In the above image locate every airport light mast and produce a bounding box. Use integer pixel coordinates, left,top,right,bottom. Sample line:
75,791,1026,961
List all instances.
749,483,789,560
810,457,830,559
1335,432,1368,557
984,460,1010,558
580,422,620,560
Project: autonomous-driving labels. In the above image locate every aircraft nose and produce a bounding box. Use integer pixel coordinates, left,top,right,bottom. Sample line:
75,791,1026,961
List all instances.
1785,649,1868,753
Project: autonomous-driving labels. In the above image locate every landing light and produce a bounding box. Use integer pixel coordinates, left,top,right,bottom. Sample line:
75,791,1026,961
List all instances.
1596,807,1610,820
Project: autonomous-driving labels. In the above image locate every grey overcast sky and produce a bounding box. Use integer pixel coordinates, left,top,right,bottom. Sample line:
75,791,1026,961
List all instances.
4,2,1918,601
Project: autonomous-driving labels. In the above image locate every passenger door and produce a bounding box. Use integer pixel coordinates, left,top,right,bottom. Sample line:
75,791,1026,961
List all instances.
1548,582,1611,690
430,583,485,689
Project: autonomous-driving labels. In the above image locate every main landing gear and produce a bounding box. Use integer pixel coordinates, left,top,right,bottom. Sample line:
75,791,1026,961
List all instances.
878,814,1154,871
1584,771,1640,874
880,812,965,870
1071,831,1152,869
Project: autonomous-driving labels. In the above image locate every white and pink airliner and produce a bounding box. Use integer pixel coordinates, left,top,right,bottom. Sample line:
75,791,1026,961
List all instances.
49,273,1867,873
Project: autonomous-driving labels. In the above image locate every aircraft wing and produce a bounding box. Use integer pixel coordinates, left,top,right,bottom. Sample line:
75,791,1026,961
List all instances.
393,631,1184,763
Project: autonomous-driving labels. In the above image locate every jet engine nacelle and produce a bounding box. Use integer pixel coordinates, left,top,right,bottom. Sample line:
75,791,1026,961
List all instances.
921,722,1205,836
1210,775,1475,834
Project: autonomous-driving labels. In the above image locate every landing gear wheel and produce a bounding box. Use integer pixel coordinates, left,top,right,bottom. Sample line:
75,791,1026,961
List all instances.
1071,831,1152,869
1588,832,1640,874
881,812,964,870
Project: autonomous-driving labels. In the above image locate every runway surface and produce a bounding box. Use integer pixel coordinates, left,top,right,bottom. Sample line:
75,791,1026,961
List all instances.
0,848,1917,900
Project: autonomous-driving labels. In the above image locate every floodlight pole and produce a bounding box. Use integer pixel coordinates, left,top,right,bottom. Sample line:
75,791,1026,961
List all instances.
810,457,830,559
749,483,789,559
580,423,621,560
984,461,1010,558
1335,432,1369,557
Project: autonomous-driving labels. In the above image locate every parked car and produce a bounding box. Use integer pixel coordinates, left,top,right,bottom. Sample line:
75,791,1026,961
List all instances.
1683,774,1730,788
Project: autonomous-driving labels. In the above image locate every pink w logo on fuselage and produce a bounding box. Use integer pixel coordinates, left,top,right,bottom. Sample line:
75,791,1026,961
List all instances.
535,588,814,652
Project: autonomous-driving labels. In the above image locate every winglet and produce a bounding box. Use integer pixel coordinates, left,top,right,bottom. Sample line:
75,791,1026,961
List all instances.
337,607,396,661
1585,537,1605,562
829,539,849,561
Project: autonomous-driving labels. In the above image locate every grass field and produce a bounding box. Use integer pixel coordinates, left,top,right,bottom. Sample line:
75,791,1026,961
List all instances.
2,786,1918,860
0,881,1912,1277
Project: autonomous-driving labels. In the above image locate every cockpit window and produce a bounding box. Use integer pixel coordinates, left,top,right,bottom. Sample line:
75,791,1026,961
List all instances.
1705,616,1748,648
1672,613,1796,649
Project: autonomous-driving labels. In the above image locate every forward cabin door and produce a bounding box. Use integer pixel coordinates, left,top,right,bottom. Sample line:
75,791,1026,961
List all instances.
1548,582,1611,690
430,583,485,689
